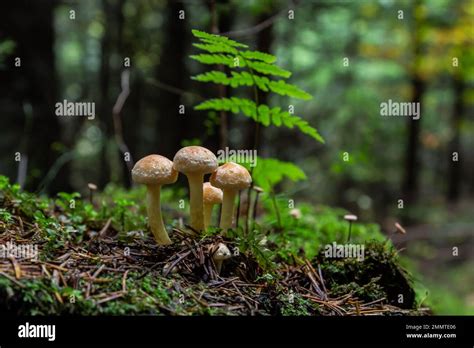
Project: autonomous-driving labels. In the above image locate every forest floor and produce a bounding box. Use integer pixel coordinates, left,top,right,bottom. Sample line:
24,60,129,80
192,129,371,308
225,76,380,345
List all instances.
0,177,428,316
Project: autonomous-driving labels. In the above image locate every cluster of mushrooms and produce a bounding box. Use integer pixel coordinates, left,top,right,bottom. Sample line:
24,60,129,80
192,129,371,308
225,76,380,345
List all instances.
131,146,252,249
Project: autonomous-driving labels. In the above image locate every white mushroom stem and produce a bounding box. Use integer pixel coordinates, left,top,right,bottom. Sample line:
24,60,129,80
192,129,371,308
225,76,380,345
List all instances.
203,203,215,230
146,185,172,245
220,189,238,232
214,258,224,274
186,173,205,231
212,243,231,274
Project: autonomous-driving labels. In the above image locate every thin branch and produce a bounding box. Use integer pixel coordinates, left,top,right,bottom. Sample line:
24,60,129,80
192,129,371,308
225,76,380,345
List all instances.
145,78,204,100
112,69,134,186
220,4,294,38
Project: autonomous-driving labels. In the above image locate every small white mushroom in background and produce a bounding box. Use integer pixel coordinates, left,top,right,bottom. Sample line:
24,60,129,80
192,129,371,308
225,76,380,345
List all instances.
394,222,406,235
343,214,358,242
132,155,178,245
290,208,302,219
212,242,232,274
87,183,97,204
210,162,252,233
173,146,218,232
384,222,407,246
203,182,223,230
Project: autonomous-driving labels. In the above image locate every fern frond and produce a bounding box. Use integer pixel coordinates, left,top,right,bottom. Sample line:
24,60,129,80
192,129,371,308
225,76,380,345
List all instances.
267,80,312,100
192,71,312,100
191,70,230,84
193,43,237,54
241,50,277,63
192,29,248,48
240,157,307,192
195,98,324,143
247,61,291,78
189,54,241,68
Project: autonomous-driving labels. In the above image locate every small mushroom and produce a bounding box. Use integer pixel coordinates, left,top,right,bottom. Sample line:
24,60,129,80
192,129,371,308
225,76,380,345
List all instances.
173,146,218,232
212,243,231,274
87,183,97,204
132,155,178,245
203,182,223,230
210,162,252,233
344,214,358,242
385,222,407,246
290,208,302,219
394,222,406,235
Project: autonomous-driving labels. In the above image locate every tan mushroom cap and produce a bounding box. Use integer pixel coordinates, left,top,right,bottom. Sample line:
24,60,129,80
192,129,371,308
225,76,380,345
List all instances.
132,155,178,185
210,162,252,191
213,243,232,261
203,182,223,204
173,146,218,174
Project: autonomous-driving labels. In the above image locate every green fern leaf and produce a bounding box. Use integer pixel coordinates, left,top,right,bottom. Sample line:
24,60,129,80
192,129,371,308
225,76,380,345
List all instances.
240,157,307,192
241,50,277,63
193,43,237,54
190,54,241,68
190,30,324,144
267,80,312,100
192,29,248,48
193,71,311,100
195,98,323,143
191,71,229,84
248,61,291,78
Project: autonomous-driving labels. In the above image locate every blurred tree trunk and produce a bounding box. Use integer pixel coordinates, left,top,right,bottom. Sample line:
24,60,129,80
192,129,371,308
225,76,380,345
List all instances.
98,0,125,188
447,76,464,202
152,0,189,158
402,4,425,206
402,79,424,204
0,0,69,192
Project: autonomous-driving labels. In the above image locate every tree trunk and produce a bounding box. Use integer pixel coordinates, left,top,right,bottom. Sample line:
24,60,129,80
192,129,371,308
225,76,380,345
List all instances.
402,4,425,205
0,0,68,192
447,76,464,202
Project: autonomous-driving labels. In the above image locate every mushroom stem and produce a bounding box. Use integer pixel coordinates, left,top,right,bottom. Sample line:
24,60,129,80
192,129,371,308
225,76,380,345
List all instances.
203,203,214,230
215,259,224,274
146,185,172,245
347,221,353,243
220,189,237,232
186,172,205,231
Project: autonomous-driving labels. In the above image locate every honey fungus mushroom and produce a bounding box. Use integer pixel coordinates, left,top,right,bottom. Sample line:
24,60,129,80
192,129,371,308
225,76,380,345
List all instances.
132,155,178,245
173,146,218,232
212,242,231,274
203,182,223,230
210,162,252,232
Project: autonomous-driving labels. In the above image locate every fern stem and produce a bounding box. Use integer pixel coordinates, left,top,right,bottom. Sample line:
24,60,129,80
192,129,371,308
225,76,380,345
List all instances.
239,53,261,235
270,189,282,229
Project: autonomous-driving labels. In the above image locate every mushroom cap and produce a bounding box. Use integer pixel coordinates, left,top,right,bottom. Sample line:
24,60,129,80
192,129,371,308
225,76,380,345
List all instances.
173,146,218,175
203,182,223,204
132,155,178,185
395,222,406,234
344,214,358,222
210,162,252,191
213,243,231,261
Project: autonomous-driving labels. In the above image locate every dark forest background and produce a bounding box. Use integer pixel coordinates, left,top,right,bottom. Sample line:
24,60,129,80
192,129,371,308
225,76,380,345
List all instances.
0,0,473,313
